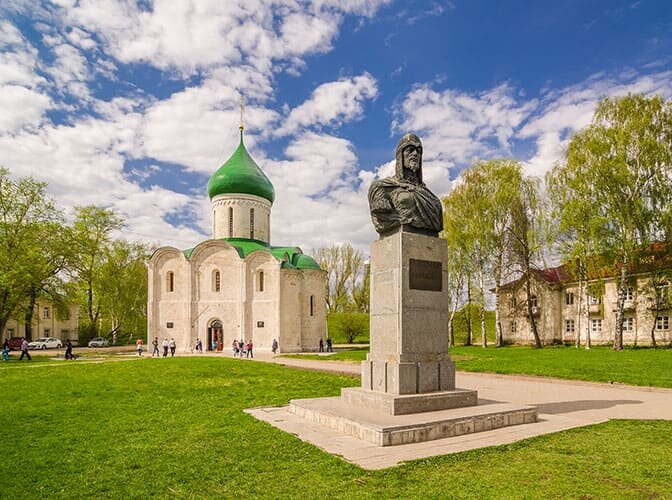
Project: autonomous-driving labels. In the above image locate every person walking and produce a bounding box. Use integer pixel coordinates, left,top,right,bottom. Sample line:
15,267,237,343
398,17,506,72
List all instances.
19,338,31,361
239,339,245,357
2,344,10,361
271,338,278,354
136,338,144,356
162,338,169,357
196,338,203,353
65,339,74,360
326,337,333,352
246,340,253,358
319,338,324,352
169,338,176,357
152,337,160,357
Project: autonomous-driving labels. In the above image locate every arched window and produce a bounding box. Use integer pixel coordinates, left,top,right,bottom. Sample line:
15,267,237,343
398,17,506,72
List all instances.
258,270,264,292
250,208,255,239
228,207,233,237
212,210,216,235
213,270,221,292
167,271,174,292
310,295,314,317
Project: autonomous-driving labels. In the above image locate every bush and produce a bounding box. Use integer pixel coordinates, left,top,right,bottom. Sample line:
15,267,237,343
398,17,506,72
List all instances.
327,312,369,344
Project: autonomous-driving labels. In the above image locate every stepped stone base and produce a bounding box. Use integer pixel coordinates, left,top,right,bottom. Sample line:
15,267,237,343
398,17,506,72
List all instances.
288,395,538,446
341,387,478,415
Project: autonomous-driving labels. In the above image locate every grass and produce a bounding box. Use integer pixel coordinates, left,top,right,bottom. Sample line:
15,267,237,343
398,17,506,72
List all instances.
282,346,369,362
284,345,672,388
1,356,671,498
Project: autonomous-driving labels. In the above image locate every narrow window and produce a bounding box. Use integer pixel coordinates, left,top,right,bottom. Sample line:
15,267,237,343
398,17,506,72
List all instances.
565,292,574,306
623,317,634,331
655,284,669,306
530,296,538,308
624,286,634,301
564,319,575,333
43,307,50,319
510,321,517,333
589,294,600,305
509,296,517,308
656,316,669,330
310,295,314,317
213,210,216,235
258,270,264,292
250,208,255,239
213,270,221,292
167,271,174,292
591,319,602,333
228,207,233,237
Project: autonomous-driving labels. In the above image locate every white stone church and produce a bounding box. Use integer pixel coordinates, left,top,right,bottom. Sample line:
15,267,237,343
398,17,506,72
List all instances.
147,127,326,353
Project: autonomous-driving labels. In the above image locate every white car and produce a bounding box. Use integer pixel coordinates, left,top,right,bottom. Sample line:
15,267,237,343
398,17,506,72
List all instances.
88,337,110,348
28,337,63,350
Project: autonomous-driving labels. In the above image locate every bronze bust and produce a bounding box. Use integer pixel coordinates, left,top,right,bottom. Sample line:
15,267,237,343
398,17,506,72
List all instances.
368,133,443,237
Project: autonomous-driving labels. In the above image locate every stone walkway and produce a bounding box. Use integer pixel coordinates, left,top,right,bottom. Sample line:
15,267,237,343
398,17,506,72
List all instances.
247,351,672,469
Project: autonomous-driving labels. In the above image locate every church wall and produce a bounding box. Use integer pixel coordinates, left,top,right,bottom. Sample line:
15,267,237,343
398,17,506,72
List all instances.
211,194,271,243
279,270,304,352
245,253,280,351
301,269,327,351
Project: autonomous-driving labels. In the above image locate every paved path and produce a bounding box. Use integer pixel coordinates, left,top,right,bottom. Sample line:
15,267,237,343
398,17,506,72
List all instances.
247,351,672,469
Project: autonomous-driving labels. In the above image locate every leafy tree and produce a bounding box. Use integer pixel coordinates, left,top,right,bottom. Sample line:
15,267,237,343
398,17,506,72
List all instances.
69,206,123,340
315,243,364,312
97,240,150,343
506,177,548,349
0,168,66,339
551,94,672,350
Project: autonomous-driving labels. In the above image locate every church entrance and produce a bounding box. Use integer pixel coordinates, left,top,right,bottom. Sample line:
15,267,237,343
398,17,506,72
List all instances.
208,319,223,352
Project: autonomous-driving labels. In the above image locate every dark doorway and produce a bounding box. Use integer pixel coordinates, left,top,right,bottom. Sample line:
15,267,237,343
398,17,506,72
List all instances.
208,319,223,351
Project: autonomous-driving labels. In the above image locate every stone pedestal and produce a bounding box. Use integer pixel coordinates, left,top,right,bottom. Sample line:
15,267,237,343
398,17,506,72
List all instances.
352,231,476,414
274,231,535,447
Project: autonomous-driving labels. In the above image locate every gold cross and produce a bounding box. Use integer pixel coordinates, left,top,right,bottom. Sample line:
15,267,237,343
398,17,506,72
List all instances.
239,95,245,131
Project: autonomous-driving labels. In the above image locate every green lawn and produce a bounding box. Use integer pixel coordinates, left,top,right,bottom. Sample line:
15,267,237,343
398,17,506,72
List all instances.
1,357,671,498
285,345,672,388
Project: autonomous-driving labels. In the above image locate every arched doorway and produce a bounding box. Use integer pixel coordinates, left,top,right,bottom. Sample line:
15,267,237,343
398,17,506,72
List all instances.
208,319,223,351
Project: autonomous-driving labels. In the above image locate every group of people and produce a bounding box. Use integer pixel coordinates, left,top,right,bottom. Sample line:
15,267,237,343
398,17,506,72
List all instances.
232,339,254,358
318,337,333,352
2,337,75,361
146,337,177,357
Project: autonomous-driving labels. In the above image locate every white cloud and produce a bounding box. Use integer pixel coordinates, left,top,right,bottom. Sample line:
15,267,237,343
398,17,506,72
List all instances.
277,73,378,136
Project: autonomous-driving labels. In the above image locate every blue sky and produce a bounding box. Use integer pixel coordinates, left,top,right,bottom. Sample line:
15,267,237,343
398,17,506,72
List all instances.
1,0,671,253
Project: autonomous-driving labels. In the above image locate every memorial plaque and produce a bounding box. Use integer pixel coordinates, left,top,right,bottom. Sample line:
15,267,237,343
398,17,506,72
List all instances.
409,258,442,291
166,322,174,328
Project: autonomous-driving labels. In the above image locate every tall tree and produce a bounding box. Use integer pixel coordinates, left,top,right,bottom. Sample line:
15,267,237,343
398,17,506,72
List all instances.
551,94,672,350
443,159,532,347
97,240,150,343
69,206,123,340
507,178,548,349
315,243,364,312
0,168,65,338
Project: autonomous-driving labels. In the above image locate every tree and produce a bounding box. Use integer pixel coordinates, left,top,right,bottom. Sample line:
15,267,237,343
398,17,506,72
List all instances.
507,178,548,349
69,206,123,340
315,243,364,313
97,240,150,343
443,159,532,347
0,168,66,339
551,94,672,350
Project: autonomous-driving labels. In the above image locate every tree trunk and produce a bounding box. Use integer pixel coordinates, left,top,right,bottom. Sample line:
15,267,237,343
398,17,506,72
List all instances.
465,276,473,346
495,285,503,347
478,269,487,348
583,281,591,350
613,255,628,351
649,312,658,348
575,281,583,348
448,301,458,348
525,273,542,348
23,289,38,341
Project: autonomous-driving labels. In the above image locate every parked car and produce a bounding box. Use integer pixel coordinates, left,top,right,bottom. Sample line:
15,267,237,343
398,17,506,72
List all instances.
28,337,63,350
88,337,110,348
7,337,23,351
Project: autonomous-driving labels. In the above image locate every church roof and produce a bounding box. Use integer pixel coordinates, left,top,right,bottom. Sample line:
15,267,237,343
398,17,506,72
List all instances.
182,238,321,270
207,130,275,203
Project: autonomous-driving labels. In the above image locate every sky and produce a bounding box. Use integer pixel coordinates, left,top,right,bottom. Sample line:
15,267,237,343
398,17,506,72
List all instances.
1,0,671,255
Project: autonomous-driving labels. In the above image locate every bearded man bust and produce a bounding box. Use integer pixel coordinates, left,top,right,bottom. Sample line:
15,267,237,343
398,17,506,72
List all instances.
368,133,443,238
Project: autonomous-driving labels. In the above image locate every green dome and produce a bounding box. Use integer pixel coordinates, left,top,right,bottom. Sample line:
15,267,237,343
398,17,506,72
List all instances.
207,130,275,203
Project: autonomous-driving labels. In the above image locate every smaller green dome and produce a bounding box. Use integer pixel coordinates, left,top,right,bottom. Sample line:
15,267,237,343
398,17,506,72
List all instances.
207,130,275,203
